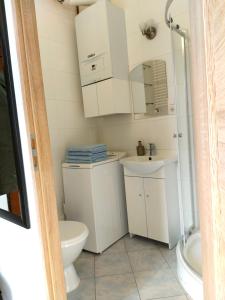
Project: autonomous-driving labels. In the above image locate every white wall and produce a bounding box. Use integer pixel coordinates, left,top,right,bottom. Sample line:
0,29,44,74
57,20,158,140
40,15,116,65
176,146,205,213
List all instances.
97,0,190,156
34,0,99,218
0,2,48,299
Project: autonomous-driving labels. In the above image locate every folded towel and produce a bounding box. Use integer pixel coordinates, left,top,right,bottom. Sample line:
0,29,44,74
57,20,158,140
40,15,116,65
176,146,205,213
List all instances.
68,144,107,153
66,153,107,160
65,155,108,164
65,144,108,164
67,150,107,157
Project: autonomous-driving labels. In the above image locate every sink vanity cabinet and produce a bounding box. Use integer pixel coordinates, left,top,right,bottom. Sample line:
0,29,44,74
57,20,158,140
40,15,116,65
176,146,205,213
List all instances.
123,161,180,249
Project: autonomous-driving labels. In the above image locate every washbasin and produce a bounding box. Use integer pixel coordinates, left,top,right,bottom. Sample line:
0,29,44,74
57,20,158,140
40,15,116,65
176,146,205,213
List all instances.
120,155,177,175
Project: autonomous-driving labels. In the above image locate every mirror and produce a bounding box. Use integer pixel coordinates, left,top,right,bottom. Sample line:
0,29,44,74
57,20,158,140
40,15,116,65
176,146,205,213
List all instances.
0,1,30,228
130,59,169,117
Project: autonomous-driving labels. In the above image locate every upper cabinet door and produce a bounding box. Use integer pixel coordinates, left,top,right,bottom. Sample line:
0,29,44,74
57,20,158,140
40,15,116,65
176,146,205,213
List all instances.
75,2,109,62
97,79,114,116
144,178,169,243
82,84,99,118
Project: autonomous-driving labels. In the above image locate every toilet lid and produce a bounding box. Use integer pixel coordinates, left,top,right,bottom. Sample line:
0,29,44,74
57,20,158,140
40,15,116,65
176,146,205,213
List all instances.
59,221,88,246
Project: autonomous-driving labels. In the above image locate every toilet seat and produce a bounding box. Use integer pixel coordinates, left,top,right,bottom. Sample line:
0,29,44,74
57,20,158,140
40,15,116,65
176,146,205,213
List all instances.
59,221,88,247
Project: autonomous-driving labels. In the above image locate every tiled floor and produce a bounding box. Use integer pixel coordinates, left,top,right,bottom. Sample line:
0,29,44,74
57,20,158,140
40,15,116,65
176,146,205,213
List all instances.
68,235,192,300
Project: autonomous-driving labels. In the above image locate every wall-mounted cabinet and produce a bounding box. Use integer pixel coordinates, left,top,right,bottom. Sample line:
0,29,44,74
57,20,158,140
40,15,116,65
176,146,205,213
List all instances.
75,0,131,117
82,78,130,117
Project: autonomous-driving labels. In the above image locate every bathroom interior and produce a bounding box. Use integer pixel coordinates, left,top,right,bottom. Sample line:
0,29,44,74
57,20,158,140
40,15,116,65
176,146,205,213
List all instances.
0,0,203,299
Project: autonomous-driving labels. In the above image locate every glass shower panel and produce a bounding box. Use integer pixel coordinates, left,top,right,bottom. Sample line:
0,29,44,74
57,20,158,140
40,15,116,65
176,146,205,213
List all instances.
171,29,195,235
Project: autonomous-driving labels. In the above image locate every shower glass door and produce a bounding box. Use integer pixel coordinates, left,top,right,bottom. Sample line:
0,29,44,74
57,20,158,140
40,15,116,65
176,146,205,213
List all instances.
171,28,197,238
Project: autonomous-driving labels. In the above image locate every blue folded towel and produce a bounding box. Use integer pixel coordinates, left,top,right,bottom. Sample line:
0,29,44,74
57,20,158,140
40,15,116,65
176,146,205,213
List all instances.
66,153,106,160
67,150,107,157
68,144,107,154
65,144,108,164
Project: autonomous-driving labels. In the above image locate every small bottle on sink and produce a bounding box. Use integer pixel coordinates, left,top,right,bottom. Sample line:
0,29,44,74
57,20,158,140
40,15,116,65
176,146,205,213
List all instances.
136,141,145,156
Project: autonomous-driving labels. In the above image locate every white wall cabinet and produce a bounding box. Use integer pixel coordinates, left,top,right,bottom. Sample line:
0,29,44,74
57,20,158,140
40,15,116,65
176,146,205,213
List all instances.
75,0,131,117
124,164,180,249
82,78,130,117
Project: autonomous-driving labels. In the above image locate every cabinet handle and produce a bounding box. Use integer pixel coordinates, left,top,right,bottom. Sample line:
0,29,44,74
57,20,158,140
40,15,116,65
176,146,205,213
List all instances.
146,194,150,198
87,53,96,58
139,194,142,197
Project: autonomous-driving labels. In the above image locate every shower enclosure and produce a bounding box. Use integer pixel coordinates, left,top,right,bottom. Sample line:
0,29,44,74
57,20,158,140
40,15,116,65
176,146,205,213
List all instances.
165,1,203,299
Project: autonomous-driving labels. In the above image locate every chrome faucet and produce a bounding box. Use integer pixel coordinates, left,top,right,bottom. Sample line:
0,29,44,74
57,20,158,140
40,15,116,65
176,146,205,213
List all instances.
148,143,156,156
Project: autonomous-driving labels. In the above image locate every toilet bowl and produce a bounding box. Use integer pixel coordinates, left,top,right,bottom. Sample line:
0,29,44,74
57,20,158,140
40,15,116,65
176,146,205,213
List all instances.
59,221,89,293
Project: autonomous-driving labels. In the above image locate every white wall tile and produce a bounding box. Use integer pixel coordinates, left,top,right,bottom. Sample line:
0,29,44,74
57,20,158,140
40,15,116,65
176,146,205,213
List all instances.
39,37,78,74
42,68,82,101
170,0,189,17
139,0,167,24
35,0,98,217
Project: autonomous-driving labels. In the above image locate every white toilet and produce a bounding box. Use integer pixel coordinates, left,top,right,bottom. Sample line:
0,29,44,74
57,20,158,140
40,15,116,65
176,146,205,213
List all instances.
59,221,89,293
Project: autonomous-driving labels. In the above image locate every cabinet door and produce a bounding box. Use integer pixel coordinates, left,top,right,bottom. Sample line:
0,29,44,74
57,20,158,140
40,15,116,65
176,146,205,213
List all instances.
97,79,114,115
124,177,148,237
144,178,169,243
75,2,109,62
82,84,99,117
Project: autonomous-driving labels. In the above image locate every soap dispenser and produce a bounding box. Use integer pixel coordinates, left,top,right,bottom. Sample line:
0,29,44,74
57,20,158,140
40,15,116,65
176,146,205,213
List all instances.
136,141,145,156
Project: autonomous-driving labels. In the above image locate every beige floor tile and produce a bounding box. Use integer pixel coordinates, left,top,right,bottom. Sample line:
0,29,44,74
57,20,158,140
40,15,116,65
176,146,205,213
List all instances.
74,256,95,279
96,273,140,300
124,235,159,252
159,245,177,269
134,268,184,300
95,252,132,277
102,238,126,255
67,278,95,300
128,249,168,272
80,250,96,259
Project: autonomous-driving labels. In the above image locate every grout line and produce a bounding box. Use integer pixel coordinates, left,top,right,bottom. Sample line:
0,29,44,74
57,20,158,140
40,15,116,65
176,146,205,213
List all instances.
147,294,187,300
95,271,133,279
126,247,141,300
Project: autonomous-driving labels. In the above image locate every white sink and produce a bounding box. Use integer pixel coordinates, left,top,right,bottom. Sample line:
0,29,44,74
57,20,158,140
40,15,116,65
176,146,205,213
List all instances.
120,155,177,175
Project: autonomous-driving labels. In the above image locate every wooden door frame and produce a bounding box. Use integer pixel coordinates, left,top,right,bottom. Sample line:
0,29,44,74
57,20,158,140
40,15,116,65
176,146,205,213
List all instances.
190,0,225,299
11,1,66,299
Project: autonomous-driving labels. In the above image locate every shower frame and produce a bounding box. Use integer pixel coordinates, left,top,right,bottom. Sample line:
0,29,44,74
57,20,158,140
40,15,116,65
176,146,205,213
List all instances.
166,4,198,245
167,0,225,299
